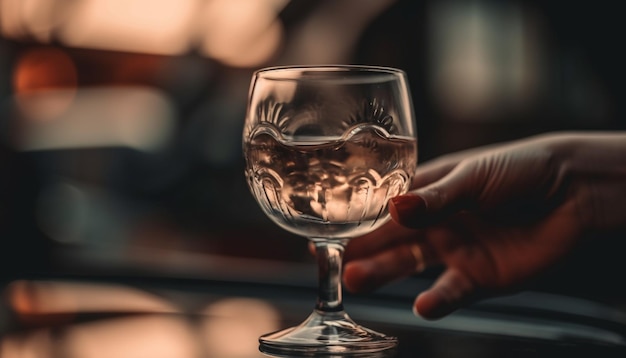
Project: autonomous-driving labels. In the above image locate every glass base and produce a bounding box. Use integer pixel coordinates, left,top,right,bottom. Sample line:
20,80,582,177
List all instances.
259,309,398,356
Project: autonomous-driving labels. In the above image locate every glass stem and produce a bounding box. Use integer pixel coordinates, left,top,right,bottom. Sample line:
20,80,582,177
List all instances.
313,239,348,313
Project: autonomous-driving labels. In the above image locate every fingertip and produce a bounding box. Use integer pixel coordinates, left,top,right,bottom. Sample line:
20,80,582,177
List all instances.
343,261,376,293
414,269,476,319
413,290,454,320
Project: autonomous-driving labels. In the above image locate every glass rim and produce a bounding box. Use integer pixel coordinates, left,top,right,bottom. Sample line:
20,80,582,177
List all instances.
253,64,407,81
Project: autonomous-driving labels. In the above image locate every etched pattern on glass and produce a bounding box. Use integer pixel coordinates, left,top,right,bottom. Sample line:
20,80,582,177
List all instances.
244,101,416,239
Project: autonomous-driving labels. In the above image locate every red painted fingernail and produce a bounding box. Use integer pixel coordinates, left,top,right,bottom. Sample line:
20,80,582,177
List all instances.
389,195,426,226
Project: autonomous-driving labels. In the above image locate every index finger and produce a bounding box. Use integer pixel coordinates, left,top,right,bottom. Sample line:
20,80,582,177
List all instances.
412,144,500,189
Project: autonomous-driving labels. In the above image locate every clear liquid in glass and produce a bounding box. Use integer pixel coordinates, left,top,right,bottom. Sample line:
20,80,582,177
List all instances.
245,123,417,239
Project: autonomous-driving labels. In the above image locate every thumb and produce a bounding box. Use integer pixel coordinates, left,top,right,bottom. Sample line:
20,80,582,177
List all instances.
389,162,477,228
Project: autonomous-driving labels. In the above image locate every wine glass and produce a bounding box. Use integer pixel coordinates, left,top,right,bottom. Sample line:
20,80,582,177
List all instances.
243,65,417,354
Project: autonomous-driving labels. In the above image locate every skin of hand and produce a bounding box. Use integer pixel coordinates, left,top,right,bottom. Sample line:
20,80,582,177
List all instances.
343,131,626,319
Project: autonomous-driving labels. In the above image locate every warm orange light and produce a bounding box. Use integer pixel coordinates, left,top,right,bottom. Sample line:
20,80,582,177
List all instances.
0,330,54,358
0,0,60,41
201,298,280,357
58,0,196,55
198,0,287,68
2,0,290,66
13,47,77,94
6,280,178,315
63,316,198,358
12,47,78,121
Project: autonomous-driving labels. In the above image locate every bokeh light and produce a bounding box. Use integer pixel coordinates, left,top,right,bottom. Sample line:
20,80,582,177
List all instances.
15,87,175,151
12,46,78,121
201,298,280,357
58,0,197,55
1,0,291,68
198,0,287,68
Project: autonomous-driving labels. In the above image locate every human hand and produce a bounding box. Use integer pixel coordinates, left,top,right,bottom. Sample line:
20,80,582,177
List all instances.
343,132,626,319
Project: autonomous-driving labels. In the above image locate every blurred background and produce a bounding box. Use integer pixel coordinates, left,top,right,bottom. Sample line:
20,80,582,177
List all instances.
0,0,624,301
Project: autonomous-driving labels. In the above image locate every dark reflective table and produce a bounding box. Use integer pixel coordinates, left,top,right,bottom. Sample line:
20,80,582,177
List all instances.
2,256,626,358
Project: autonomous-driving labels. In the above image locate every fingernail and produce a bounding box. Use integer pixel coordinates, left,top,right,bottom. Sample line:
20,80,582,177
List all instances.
412,293,427,318
412,302,421,317
389,194,426,226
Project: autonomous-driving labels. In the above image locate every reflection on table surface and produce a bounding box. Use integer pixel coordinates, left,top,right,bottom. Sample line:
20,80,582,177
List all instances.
1,277,626,358
1,280,277,358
